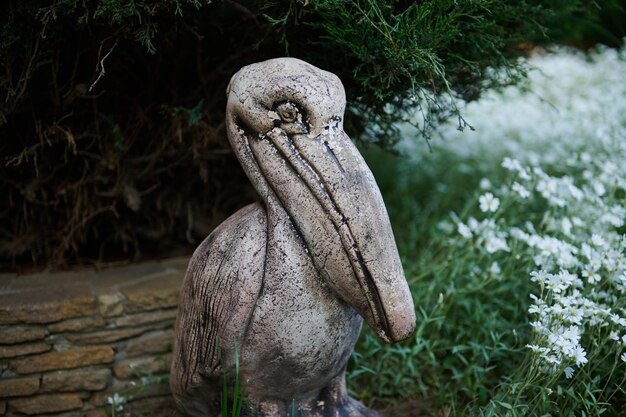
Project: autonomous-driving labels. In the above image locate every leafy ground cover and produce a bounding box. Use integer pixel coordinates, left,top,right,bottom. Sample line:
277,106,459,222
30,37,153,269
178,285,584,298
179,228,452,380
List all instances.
351,44,626,416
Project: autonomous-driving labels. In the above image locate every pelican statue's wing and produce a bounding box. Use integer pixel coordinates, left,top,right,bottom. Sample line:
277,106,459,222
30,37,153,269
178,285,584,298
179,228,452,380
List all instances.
171,203,266,409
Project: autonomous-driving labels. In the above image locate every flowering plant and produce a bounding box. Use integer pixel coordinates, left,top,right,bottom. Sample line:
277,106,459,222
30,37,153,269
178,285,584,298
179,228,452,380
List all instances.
350,44,626,416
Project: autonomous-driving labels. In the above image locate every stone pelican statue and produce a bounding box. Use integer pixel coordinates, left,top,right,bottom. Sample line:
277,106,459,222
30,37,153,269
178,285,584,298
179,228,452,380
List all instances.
170,58,416,417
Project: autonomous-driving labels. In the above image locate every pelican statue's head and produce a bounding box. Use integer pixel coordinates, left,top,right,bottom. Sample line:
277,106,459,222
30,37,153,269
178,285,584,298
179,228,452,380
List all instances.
225,58,416,343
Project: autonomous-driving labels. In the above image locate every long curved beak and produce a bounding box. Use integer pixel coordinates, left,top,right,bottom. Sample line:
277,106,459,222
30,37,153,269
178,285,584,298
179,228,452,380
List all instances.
248,126,416,343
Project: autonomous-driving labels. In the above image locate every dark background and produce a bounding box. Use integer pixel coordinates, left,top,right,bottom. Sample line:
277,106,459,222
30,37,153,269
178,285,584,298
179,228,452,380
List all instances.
1,0,624,270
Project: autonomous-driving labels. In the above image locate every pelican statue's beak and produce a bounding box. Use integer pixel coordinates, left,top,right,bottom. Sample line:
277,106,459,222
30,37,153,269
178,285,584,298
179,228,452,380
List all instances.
226,58,416,344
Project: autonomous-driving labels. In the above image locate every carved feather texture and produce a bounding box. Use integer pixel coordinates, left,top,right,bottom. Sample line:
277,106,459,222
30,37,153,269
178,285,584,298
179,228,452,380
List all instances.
172,203,266,393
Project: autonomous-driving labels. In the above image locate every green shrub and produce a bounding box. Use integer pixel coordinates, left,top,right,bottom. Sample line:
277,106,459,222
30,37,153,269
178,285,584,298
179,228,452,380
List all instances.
0,0,623,267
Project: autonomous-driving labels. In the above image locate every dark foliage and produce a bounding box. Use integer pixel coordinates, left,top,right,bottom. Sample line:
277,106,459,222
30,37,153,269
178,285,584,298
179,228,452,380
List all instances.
1,0,623,268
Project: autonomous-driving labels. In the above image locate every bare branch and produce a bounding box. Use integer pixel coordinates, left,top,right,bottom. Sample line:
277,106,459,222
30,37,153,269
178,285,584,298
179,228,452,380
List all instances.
89,39,119,92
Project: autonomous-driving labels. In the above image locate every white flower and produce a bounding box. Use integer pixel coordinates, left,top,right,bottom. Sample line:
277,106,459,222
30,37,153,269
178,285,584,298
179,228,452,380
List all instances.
526,344,548,353
530,321,545,331
512,182,530,198
591,234,606,247
582,267,601,284
609,331,619,341
592,180,606,196
564,366,575,378
542,354,561,366
561,218,573,236
546,272,573,294
567,182,584,201
603,205,626,228
468,217,480,232
610,314,626,327
602,249,621,272
528,303,543,315
502,157,523,172
573,346,588,367
557,270,578,288
530,270,548,284
457,222,472,239
484,233,510,253
437,221,455,234
479,192,500,213
518,168,531,181
479,178,492,190
536,177,557,197
621,353,626,363
107,393,126,412
562,308,583,325
581,243,597,262
489,262,501,276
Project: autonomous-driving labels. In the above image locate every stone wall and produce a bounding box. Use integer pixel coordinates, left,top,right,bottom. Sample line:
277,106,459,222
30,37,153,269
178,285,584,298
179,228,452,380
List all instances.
0,257,189,417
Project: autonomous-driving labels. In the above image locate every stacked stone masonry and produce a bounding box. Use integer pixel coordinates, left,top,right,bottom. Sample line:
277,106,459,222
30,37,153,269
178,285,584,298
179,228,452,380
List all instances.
0,257,189,417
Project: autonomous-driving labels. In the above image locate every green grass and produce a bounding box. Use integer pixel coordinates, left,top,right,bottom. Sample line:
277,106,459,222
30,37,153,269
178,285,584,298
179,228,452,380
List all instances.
222,342,245,417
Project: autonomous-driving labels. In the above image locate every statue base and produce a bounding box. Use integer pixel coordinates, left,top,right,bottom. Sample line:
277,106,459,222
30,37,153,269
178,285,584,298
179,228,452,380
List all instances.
244,370,381,417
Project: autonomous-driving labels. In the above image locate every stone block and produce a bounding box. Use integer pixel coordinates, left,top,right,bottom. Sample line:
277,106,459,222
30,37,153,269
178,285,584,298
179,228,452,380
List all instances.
48,317,107,333
160,256,190,272
113,353,172,379
85,409,108,417
93,262,165,292
66,327,150,345
114,309,177,327
41,368,111,392
0,325,47,344
0,273,15,292
0,377,39,397
88,391,109,407
10,346,114,374
123,273,183,313
9,393,83,415
0,286,96,324
37,412,83,417
10,270,93,292
0,342,50,358
125,329,174,358
98,292,125,317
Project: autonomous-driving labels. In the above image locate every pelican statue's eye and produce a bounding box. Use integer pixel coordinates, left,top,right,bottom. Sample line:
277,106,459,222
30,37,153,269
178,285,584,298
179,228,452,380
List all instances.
275,102,299,123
